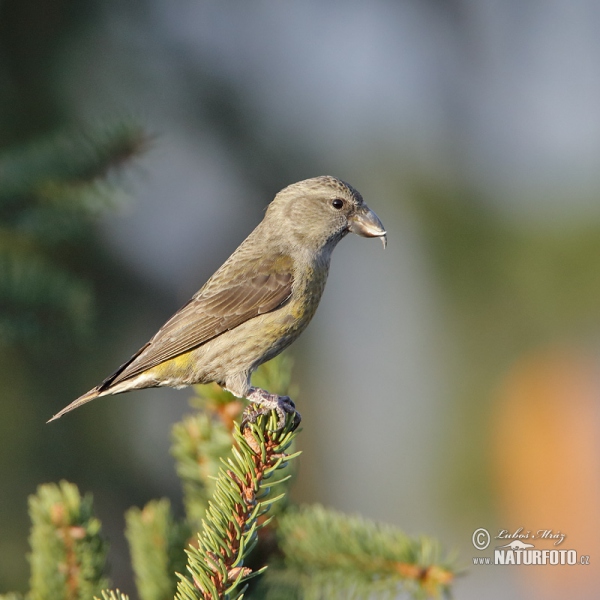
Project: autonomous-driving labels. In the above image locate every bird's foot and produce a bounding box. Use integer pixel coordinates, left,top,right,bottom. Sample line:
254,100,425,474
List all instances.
242,387,301,431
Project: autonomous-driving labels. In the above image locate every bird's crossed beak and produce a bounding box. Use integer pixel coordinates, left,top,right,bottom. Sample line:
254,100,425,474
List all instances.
349,206,387,249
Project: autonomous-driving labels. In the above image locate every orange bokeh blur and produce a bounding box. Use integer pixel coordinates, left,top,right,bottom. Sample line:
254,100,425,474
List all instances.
492,348,600,598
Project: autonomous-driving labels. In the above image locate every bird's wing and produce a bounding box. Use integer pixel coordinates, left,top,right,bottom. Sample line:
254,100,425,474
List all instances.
100,254,294,390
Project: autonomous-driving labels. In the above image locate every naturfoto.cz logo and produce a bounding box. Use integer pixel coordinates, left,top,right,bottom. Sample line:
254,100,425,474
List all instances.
471,528,591,566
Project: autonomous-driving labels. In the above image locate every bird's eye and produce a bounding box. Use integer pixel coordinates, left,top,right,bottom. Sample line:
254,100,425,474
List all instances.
331,198,344,210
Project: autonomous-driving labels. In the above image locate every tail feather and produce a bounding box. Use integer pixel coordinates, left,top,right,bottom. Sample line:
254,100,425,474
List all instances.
47,387,103,423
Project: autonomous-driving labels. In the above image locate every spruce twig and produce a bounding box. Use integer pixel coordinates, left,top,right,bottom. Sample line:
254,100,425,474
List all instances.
259,504,455,600
171,355,296,529
0,121,148,348
0,123,147,203
28,480,108,600
94,590,130,600
125,499,189,600
171,396,238,529
176,411,301,600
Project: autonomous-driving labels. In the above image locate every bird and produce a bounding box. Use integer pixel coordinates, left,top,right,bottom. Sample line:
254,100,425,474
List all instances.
48,176,386,429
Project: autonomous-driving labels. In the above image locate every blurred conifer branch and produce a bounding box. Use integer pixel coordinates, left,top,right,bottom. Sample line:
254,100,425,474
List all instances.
256,504,454,599
171,385,240,529
0,122,148,348
28,480,109,600
0,123,147,206
125,499,189,600
94,590,130,600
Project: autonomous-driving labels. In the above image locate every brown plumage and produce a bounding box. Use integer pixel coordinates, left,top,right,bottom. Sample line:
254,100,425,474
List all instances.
48,176,386,427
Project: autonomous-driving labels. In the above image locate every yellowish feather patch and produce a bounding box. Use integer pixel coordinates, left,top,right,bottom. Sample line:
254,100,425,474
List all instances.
148,352,196,379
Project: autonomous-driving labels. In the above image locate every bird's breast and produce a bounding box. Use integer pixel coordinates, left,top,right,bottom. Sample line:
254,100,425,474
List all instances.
286,262,329,328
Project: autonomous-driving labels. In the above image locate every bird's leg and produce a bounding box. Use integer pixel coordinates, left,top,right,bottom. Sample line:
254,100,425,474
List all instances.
242,387,301,431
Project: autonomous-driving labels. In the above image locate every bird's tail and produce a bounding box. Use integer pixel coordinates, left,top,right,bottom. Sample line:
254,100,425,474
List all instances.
47,387,103,423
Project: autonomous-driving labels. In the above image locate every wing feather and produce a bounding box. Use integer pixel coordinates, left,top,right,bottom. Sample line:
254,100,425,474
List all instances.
100,255,294,390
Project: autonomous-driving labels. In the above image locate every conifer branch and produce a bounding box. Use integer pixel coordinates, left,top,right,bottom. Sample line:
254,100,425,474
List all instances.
28,480,108,600
171,355,296,529
0,123,147,204
175,411,301,600
125,499,189,600
0,121,148,348
171,393,239,529
94,590,130,600
259,504,455,599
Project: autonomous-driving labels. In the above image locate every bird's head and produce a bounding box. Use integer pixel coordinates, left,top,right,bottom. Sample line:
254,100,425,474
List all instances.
265,176,386,254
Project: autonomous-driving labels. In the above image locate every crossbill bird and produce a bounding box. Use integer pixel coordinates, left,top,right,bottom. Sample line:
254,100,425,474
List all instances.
49,176,386,428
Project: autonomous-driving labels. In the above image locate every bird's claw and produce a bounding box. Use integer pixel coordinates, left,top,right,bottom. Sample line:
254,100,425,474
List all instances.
242,389,301,432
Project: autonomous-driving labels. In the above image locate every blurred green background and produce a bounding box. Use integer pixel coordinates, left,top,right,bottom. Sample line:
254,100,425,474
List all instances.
1,2,600,598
